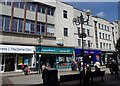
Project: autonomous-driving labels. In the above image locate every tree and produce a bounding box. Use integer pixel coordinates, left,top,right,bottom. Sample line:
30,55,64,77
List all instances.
115,37,120,54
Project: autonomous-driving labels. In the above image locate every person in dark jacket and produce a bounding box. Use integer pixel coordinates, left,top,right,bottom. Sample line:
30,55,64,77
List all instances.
112,60,119,78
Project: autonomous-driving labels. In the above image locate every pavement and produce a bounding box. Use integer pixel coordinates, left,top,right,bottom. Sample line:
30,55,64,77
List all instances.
1,66,120,86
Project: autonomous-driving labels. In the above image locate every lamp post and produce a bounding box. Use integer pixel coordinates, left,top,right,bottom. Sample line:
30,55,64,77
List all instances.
37,36,43,74
73,10,91,74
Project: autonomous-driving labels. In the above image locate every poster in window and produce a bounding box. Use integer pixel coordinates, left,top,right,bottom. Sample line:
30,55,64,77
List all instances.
96,54,100,61
24,57,29,65
18,56,22,65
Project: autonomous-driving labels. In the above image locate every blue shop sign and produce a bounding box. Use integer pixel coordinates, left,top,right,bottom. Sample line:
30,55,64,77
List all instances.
36,46,74,54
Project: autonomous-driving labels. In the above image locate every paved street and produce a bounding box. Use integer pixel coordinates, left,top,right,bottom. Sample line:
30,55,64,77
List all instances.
1,66,120,86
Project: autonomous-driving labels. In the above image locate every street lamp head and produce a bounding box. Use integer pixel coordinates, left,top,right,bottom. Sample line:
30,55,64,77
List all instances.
85,10,91,16
38,36,43,43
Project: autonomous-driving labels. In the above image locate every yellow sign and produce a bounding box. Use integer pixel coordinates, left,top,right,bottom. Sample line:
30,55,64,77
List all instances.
18,56,22,65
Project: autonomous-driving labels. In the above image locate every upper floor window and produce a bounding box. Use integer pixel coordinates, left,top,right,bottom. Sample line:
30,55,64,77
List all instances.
96,43,98,48
98,23,100,28
47,7,55,16
37,22,45,35
63,10,68,18
47,24,55,36
38,5,46,14
12,18,18,32
105,34,107,39
25,20,35,33
102,33,104,39
99,32,101,38
4,16,10,31
109,44,111,50
100,42,102,49
87,29,90,36
108,35,110,40
26,2,36,11
78,39,81,47
64,27,68,36
13,2,24,9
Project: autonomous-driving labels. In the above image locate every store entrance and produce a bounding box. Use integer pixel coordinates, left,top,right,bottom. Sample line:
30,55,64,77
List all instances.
5,57,15,72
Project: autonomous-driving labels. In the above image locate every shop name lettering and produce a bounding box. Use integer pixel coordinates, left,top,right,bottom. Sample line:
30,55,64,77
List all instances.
41,49,55,52
0,47,32,51
60,50,70,52
40,49,70,53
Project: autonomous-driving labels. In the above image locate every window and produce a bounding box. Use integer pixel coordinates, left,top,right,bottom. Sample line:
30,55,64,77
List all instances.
98,23,100,28
41,6,46,14
99,32,101,38
38,5,42,13
105,25,106,30
37,23,45,35
106,43,108,49
102,33,104,39
102,24,103,29
14,2,20,8
105,34,107,39
100,42,102,49
108,35,110,40
25,20,30,33
30,21,35,33
0,15,3,30
41,23,45,34
96,43,98,48
47,24,54,35
103,43,105,49
26,2,31,11
83,40,86,46
18,19,23,32
19,2,24,9
63,10,67,18
4,16,10,31
87,29,90,36
109,44,111,50
37,22,40,34
88,40,91,47
12,18,18,32
78,39,81,47
107,26,109,31
64,27,68,36
47,8,55,16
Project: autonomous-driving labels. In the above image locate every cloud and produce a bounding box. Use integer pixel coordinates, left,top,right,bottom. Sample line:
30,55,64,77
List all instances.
96,11,106,17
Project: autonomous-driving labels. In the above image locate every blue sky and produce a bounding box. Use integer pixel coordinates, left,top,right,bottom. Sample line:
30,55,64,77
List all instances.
67,2,118,22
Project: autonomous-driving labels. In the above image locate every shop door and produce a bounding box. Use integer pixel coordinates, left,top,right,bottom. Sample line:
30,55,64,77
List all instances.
5,57,15,72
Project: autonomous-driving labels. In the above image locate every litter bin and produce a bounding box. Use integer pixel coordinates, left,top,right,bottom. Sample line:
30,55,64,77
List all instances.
42,68,58,86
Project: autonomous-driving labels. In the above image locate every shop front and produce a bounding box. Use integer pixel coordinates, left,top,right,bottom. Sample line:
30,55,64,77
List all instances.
101,51,117,66
75,48,101,66
0,45,35,73
36,46,74,69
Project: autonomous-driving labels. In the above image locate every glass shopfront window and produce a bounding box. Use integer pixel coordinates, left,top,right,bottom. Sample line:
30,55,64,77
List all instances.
56,55,72,68
17,54,32,69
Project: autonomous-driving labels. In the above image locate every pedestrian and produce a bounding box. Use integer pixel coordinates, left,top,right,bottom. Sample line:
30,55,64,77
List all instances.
108,58,113,75
111,60,119,78
42,64,46,73
77,60,81,72
21,63,24,70
24,65,30,75
85,66,92,84
71,61,77,71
